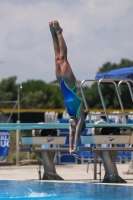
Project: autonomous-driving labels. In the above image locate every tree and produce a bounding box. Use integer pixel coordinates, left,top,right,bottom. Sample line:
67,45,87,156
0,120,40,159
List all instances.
20,80,64,108
0,78,64,109
0,76,17,108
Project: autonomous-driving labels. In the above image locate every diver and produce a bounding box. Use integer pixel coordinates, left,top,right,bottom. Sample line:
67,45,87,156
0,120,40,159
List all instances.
49,20,89,156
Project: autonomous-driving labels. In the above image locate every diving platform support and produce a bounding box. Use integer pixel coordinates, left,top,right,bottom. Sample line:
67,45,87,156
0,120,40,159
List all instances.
20,146,71,180
80,146,128,183
81,134,133,183
96,150,126,183
41,151,63,180
20,136,69,180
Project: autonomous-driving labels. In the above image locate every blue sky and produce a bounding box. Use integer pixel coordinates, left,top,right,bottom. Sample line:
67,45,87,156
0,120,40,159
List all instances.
0,0,133,83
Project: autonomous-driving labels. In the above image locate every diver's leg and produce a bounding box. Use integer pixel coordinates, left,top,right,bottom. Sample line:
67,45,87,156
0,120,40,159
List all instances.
69,118,77,153
69,127,75,153
49,21,60,57
72,105,85,153
52,20,76,88
52,20,66,58
49,21,61,83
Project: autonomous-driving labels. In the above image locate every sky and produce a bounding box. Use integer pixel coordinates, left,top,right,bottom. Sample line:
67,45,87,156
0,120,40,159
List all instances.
0,0,133,84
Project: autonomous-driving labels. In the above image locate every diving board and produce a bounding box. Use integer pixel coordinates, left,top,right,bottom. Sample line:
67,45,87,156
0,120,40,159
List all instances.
21,136,66,145
81,135,133,144
0,123,133,130
20,135,68,181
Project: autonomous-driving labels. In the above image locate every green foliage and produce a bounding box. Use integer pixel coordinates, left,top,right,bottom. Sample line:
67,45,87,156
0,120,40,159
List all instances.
0,78,64,109
0,77,17,107
30,153,42,162
6,130,42,163
20,80,64,108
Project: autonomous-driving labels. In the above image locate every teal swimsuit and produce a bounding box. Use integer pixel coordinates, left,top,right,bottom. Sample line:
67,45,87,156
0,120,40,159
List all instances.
60,78,82,118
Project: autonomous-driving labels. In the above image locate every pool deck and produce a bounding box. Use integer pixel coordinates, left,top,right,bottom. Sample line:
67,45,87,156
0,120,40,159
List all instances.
0,163,133,185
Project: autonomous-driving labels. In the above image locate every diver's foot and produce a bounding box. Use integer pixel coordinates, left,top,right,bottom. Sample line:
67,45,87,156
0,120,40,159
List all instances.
69,149,73,154
84,110,90,118
52,20,63,34
71,150,81,161
49,21,56,36
71,150,78,156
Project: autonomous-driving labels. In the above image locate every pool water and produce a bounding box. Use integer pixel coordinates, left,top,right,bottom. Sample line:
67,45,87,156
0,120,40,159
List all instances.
0,180,133,200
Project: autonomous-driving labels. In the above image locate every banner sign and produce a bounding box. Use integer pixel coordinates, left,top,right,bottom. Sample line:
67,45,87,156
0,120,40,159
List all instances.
0,130,10,156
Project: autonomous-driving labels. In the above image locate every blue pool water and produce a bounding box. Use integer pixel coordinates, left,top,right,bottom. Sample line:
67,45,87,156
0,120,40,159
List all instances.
0,180,133,200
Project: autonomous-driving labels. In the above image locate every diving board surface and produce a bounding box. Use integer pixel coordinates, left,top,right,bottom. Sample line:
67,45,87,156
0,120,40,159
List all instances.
81,134,133,144
21,136,66,145
0,123,133,130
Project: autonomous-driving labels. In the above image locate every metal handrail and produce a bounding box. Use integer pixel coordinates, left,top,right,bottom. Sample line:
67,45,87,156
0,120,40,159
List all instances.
118,79,133,102
98,78,126,123
80,79,98,123
80,78,133,124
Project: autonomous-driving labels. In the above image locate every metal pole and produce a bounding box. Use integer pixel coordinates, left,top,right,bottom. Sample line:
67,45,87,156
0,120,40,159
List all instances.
94,153,97,180
16,84,21,165
16,120,20,165
18,84,20,121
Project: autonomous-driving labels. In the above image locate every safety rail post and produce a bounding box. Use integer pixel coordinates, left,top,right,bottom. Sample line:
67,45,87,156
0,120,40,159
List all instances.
98,78,127,123
94,153,97,180
16,120,20,165
118,79,133,165
80,79,98,123
118,79,133,102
